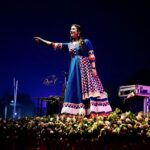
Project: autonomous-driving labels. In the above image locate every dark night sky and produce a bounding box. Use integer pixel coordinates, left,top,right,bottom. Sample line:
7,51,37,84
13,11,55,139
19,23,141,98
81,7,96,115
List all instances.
0,0,149,115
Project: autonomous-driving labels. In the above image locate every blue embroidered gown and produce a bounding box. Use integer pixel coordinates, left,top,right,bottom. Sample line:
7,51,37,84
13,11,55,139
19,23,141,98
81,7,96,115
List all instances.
52,39,112,115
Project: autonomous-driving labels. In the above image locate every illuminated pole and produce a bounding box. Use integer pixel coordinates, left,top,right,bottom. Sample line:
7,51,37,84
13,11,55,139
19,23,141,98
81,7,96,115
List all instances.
13,78,18,119
4,105,7,120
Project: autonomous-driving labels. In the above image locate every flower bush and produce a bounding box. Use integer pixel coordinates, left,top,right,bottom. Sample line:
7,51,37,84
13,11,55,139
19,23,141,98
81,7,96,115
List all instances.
0,108,150,149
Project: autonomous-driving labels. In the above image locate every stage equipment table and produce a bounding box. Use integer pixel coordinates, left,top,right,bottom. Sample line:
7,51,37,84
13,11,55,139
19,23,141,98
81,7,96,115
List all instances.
118,84,150,116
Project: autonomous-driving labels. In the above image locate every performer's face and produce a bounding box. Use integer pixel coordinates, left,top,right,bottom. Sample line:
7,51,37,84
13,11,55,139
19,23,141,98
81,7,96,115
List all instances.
70,25,80,39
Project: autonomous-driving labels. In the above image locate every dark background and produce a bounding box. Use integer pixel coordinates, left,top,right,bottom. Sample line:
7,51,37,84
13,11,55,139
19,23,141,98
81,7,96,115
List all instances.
0,0,149,118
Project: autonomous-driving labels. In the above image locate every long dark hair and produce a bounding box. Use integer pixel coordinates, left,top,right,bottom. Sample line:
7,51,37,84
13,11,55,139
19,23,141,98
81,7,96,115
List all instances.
70,24,84,49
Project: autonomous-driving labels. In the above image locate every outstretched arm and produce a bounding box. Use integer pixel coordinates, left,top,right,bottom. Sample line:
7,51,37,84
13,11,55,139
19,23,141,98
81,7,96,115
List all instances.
33,36,52,46
33,36,68,50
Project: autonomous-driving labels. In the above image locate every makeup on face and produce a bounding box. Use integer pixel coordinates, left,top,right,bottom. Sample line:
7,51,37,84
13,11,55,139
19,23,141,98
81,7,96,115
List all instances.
70,26,79,39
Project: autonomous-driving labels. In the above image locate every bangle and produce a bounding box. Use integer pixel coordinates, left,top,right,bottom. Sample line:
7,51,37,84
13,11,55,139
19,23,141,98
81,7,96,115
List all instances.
47,42,53,46
92,67,96,69
90,60,95,62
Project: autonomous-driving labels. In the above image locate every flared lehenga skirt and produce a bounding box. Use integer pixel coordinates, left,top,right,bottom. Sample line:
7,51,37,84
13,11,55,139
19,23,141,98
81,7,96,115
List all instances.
61,56,112,115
